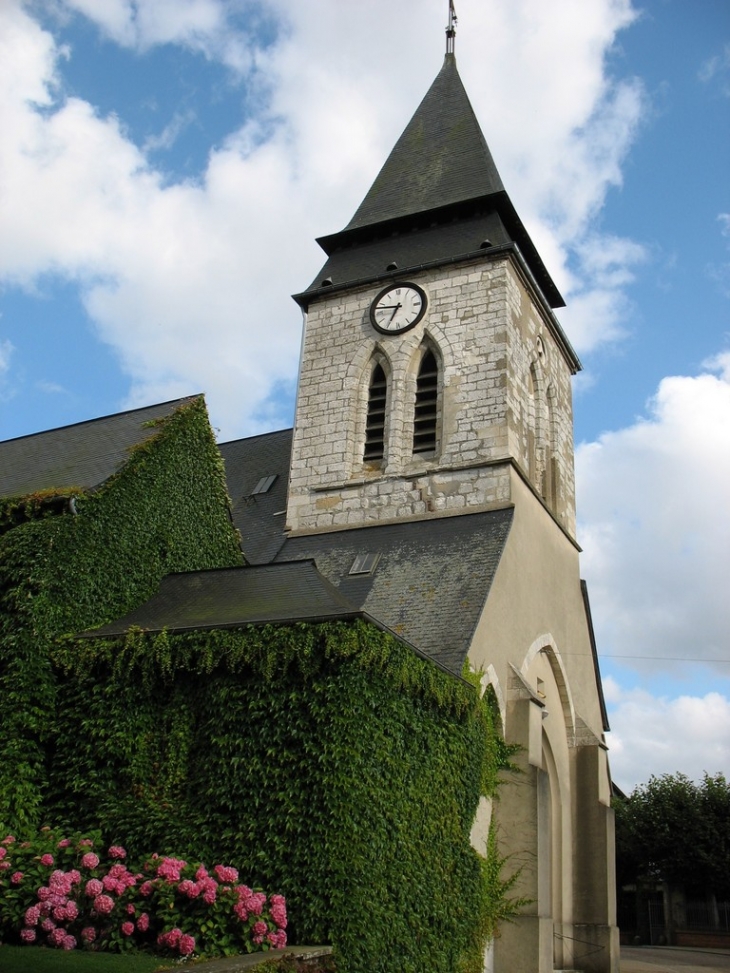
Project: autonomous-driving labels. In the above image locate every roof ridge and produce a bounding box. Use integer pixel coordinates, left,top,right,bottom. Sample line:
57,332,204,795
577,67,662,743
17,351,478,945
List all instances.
1,394,203,445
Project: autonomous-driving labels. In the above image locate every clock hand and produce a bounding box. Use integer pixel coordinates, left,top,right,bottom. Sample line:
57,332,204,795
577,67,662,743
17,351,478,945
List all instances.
388,303,402,323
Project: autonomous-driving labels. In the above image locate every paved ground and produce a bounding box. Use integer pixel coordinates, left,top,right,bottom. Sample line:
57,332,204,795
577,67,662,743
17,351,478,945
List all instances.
621,946,730,972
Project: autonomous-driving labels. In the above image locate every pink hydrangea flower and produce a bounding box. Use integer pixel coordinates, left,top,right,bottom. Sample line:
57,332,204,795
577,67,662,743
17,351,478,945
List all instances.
49,926,66,946
41,917,56,933
268,929,287,949
249,891,267,915
158,927,182,949
78,838,94,847
37,886,52,901
57,838,71,848
40,853,54,866
10,871,23,884
2,835,15,844
102,873,124,893
20,928,36,943
178,878,199,898
156,857,187,882
213,864,239,884
139,880,153,897
253,920,267,937
81,926,97,943
107,845,126,859
179,933,196,956
85,878,103,897
137,912,150,933
0,848,6,860
0,861,10,871
93,893,115,915
121,921,135,936
271,903,287,928
49,869,73,893
62,935,77,950
81,852,99,869
24,904,41,926
65,900,79,920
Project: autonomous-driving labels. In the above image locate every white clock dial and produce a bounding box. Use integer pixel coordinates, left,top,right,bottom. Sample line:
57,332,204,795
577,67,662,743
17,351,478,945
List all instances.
370,283,427,335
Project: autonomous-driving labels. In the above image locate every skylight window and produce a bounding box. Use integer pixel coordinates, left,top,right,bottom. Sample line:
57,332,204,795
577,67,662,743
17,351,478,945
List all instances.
251,474,277,495
349,551,381,575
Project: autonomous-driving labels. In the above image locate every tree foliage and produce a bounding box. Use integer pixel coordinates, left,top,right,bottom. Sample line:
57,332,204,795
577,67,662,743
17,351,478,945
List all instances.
614,772,730,896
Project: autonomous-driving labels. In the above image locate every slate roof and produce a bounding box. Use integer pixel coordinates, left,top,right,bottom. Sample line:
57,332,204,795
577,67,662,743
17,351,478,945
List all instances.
297,55,565,309
346,54,504,230
217,429,513,675
219,429,292,564
81,561,367,637
275,509,514,674
74,425,512,675
0,397,198,499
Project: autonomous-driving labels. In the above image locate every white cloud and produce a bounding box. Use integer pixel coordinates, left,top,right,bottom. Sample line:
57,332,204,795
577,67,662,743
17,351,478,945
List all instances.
577,353,730,671
0,0,650,437
710,213,730,297
0,340,13,376
0,339,13,402
604,678,730,792
57,0,253,70
699,44,730,97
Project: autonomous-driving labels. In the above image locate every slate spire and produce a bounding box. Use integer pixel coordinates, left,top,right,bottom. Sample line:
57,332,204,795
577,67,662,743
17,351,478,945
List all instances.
345,54,504,232
298,50,565,309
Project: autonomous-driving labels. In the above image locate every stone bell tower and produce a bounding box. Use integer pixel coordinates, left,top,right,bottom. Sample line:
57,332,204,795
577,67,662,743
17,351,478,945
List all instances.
286,52,581,543
283,36,619,973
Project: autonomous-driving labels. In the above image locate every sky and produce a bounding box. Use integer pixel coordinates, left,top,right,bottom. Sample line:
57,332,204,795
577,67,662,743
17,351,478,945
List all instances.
0,0,728,793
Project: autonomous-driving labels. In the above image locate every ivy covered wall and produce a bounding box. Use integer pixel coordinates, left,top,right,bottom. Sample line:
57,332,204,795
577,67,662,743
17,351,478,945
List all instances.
50,621,511,973
1,396,517,972
0,398,244,832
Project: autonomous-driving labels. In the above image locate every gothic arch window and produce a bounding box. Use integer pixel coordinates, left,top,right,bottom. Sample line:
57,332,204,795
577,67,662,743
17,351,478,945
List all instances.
412,345,440,455
363,359,389,463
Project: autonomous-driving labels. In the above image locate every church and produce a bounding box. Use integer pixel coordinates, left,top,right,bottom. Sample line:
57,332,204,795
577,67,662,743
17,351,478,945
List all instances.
0,32,618,973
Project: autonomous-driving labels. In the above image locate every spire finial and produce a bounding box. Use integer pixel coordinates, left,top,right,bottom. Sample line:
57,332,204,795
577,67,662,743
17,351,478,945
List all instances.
445,1,457,55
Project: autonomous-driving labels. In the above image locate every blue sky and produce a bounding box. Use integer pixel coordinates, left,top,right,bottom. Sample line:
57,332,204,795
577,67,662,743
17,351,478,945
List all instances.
0,0,728,791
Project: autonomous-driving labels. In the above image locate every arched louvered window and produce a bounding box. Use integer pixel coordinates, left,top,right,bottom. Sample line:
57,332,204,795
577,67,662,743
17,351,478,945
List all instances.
364,362,388,462
413,349,439,454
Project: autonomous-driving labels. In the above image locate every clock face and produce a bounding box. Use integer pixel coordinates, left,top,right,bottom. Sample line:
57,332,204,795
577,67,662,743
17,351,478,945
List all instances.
370,283,427,335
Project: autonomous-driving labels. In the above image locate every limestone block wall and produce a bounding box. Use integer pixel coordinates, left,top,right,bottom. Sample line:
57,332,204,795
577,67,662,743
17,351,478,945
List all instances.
502,267,577,534
287,254,577,535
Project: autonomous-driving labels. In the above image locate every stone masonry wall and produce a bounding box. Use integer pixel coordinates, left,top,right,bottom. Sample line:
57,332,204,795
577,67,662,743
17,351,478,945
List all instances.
287,254,576,535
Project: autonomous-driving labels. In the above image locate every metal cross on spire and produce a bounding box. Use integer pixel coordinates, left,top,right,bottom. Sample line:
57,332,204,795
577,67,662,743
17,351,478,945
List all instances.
446,1,457,54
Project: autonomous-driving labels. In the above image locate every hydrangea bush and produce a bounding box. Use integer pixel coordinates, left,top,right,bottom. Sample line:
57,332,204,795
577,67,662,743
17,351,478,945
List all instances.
0,828,287,958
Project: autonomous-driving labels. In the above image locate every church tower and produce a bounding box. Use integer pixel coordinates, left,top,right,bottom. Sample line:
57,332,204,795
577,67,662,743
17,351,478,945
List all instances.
285,37,618,973
287,52,580,543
